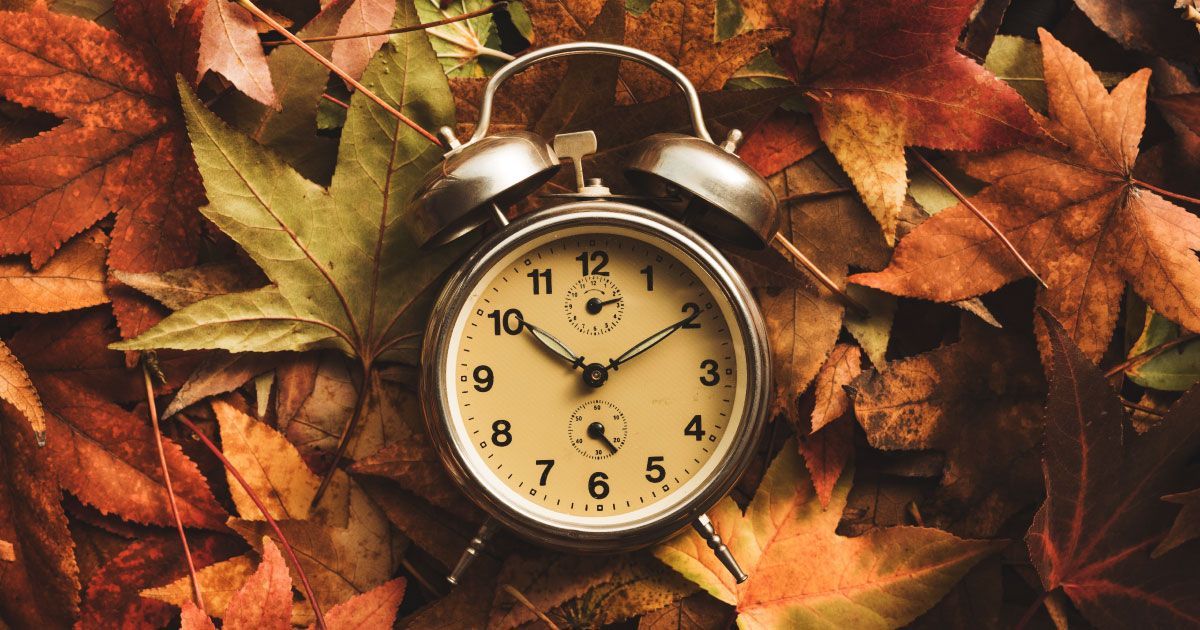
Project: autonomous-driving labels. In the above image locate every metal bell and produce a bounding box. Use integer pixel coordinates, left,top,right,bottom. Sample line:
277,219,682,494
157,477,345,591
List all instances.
625,131,779,249
410,130,560,247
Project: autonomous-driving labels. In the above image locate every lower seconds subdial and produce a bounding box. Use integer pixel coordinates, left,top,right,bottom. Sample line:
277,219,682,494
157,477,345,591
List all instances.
564,276,623,335
568,400,628,459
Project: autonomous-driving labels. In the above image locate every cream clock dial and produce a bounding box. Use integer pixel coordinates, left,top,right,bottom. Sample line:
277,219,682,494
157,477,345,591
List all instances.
442,221,749,528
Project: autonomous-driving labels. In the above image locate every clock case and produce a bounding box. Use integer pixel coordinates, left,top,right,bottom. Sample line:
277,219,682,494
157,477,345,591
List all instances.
410,42,781,584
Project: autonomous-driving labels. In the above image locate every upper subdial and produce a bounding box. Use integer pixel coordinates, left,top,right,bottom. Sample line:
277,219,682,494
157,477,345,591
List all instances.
568,399,628,459
563,276,624,336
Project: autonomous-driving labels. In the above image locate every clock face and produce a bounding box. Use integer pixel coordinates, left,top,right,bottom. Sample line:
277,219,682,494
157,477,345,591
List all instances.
440,221,751,530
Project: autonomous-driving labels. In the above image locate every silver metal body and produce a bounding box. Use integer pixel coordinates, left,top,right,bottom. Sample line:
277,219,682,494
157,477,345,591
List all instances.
421,203,771,553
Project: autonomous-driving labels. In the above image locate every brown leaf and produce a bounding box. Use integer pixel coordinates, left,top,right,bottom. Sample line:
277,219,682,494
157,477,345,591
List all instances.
1074,0,1200,62
164,352,278,417
797,415,854,510
330,0,396,81
622,0,787,101
274,352,320,427
1156,488,1200,557
0,341,45,444
854,323,1045,537
0,229,108,315
229,471,398,609
809,343,861,432
351,431,478,518
637,592,733,629
0,5,207,339
0,407,79,628
214,400,319,521
728,151,891,416
199,0,278,107
224,537,292,630
359,478,480,569
1026,309,1200,627
317,576,406,630
116,261,262,312
853,31,1200,360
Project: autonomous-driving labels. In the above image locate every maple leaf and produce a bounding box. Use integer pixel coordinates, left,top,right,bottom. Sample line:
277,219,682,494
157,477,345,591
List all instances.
1026,309,1200,627
318,576,407,629
655,443,1001,629
333,0,397,80
416,0,503,78
853,30,1200,360
763,0,1042,243
727,151,892,417
199,0,279,107
0,405,79,627
222,537,293,630
114,0,465,373
0,4,207,338
853,321,1046,537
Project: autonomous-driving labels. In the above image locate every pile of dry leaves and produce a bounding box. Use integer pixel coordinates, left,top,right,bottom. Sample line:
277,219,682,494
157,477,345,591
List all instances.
0,0,1198,628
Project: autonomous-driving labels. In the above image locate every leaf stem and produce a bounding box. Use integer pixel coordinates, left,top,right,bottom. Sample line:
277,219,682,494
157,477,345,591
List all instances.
236,0,442,147
142,361,204,612
264,2,507,46
911,150,1049,289
321,92,350,110
1121,398,1165,416
502,584,561,629
1132,178,1200,206
175,414,328,630
311,362,373,507
779,187,852,204
772,232,869,318
1105,332,1200,378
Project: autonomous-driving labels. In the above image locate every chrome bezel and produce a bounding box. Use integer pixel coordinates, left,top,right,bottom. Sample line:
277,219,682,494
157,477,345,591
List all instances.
420,201,770,552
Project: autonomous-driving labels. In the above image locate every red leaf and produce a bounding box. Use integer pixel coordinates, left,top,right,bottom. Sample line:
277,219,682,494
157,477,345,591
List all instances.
1026,309,1200,627
738,111,821,178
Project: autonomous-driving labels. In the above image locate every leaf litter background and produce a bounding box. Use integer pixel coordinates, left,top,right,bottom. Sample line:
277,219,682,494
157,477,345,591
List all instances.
1,0,1199,628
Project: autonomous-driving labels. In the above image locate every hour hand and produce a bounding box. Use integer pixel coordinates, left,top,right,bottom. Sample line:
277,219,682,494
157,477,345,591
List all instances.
517,316,584,369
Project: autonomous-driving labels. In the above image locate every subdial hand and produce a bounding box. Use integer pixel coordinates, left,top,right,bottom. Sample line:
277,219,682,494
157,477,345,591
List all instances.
585,296,623,314
605,309,699,372
517,316,585,369
586,421,620,454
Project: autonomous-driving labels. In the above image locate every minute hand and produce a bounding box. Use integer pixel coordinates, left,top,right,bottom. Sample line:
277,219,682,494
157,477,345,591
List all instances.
607,311,698,371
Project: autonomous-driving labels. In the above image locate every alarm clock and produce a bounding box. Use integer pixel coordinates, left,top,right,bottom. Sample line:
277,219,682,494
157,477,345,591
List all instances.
411,42,780,586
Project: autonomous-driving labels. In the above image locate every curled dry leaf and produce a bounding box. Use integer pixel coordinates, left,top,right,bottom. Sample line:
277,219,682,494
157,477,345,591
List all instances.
0,341,45,444
213,400,319,521
656,443,1001,629
1073,0,1200,62
164,352,279,417
854,31,1200,361
116,261,262,312
1027,309,1200,627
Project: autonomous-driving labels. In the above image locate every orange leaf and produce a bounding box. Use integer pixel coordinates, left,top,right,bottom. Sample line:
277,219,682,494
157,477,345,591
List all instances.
853,31,1200,360
224,538,293,630
199,0,279,107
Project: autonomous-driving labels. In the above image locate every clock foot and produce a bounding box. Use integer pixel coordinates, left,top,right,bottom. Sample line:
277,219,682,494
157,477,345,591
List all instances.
447,518,500,586
693,514,748,583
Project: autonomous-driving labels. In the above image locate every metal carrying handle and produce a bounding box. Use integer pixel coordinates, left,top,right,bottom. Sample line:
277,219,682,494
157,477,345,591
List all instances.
466,41,713,146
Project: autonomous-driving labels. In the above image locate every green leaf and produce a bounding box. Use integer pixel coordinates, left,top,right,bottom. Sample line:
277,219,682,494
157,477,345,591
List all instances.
115,0,465,366
416,0,509,77
1126,310,1200,391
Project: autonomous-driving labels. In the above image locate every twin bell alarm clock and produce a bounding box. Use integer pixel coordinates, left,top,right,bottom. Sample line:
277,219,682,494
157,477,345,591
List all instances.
409,42,781,585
